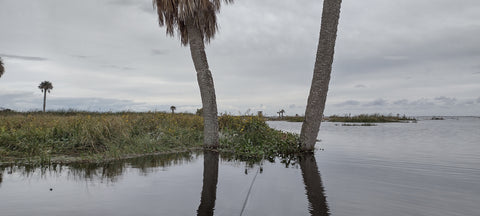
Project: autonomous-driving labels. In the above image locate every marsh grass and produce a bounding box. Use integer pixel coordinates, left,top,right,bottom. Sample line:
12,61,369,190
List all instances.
0,111,300,164
341,123,377,126
266,116,305,122
0,111,203,163
218,115,300,161
327,114,416,123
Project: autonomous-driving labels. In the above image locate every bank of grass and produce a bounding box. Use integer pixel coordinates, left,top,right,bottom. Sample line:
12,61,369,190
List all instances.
341,123,377,126
326,114,416,123
266,116,305,122
0,111,300,164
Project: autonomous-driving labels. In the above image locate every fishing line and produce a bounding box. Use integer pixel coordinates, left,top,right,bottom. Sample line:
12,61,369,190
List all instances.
239,167,260,216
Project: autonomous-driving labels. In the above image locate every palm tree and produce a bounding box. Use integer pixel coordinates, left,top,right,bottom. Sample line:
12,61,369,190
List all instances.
153,0,233,148
38,81,53,112
300,0,342,151
0,57,4,78
280,109,285,118
170,105,176,114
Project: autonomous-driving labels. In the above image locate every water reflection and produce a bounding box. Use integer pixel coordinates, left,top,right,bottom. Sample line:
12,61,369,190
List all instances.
299,153,330,216
197,150,219,216
0,152,195,183
0,152,330,216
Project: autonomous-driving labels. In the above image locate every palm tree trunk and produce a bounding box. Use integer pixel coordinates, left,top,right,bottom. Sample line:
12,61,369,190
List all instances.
186,20,219,148
43,91,47,112
300,0,342,151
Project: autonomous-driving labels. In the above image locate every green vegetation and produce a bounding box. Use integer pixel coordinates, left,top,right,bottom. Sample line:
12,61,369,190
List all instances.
219,115,300,161
266,116,305,122
0,111,300,164
326,114,416,123
341,123,377,126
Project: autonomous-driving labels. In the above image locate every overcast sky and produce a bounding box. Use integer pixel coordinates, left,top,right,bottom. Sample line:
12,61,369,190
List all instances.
1,0,479,116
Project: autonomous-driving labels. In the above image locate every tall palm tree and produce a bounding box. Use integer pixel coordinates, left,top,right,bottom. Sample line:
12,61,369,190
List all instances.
38,81,53,112
153,0,233,148
300,0,342,151
0,57,4,78
170,105,176,114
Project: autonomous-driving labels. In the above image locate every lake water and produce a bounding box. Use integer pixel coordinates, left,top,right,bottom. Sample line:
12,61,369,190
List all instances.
1,117,479,216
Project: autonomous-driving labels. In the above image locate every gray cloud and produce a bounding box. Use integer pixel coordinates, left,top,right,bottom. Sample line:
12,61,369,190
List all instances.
1,0,479,116
151,49,169,56
108,0,153,14
0,53,48,61
71,55,90,59
434,96,457,105
102,64,135,71
393,99,409,106
0,91,146,112
365,98,388,106
335,100,361,107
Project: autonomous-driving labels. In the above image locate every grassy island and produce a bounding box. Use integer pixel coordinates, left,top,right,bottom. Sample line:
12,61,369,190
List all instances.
326,114,416,123
266,113,416,124
0,111,300,164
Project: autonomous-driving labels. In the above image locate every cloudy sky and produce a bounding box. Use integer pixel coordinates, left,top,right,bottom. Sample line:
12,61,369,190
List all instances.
1,0,479,116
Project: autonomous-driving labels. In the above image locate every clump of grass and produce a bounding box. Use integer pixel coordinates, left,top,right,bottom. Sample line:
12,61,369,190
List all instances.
327,114,416,123
218,115,300,161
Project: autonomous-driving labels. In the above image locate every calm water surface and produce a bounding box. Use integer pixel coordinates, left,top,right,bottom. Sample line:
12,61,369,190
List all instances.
1,117,479,216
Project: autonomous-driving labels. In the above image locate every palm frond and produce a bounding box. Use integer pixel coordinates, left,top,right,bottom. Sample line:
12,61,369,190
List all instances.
38,81,53,92
153,0,233,46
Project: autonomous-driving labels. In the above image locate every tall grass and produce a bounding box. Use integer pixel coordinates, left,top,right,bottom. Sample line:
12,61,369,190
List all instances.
0,111,301,164
0,112,203,162
219,115,300,161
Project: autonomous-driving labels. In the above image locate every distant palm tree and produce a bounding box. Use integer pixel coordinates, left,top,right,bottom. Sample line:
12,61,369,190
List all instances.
0,57,4,78
300,0,342,151
170,105,176,114
38,81,53,112
279,109,285,118
153,0,233,148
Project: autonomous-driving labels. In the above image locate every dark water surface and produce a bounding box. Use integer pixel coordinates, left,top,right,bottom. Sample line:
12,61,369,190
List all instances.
1,117,479,216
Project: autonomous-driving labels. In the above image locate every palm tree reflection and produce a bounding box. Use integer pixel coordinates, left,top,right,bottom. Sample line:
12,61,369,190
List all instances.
197,150,219,216
299,153,330,216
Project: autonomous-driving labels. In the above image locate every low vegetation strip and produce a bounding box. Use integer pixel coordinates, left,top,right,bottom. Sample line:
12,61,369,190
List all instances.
0,111,300,164
326,114,416,123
